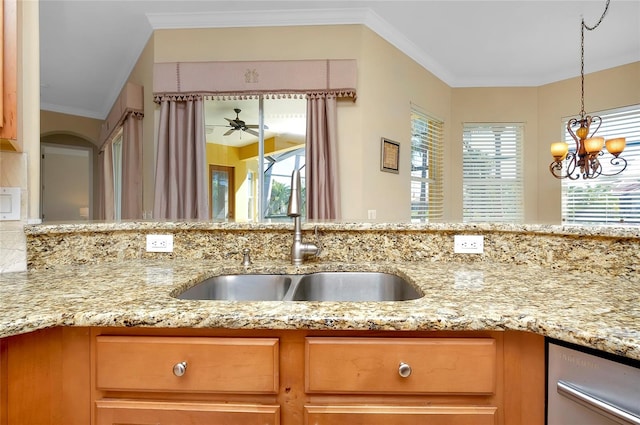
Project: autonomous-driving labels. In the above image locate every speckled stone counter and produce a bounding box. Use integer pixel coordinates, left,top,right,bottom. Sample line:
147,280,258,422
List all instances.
24,221,640,278
1,257,639,360
3,221,638,361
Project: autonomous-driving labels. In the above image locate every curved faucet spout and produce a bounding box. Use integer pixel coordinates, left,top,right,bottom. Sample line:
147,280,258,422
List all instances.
287,169,320,265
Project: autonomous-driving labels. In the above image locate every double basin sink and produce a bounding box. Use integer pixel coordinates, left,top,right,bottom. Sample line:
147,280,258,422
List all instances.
177,272,422,302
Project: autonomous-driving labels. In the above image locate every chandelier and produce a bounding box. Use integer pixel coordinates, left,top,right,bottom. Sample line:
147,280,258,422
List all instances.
549,0,627,180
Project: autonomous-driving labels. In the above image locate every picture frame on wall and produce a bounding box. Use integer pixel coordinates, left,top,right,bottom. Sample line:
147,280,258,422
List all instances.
380,138,400,174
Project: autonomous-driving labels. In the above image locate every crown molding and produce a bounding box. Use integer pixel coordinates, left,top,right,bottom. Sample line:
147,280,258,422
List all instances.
146,7,455,86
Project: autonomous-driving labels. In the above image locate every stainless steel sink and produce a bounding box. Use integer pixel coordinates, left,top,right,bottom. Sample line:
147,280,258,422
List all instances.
288,272,422,302
177,274,292,301
176,272,422,302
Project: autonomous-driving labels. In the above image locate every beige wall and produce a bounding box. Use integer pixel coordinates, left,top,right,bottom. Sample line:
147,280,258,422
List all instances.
40,110,102,145
32,25,640,230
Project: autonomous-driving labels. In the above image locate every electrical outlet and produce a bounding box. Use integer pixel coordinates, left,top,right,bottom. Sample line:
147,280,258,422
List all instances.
454,235,484,254
367,209,377,219
146,234,174,253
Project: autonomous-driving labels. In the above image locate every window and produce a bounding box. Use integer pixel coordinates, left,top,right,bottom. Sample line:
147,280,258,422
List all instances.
263,148,305,220
410,107,443,222
462,123,524,223
562,105,640,225
205,96,307,222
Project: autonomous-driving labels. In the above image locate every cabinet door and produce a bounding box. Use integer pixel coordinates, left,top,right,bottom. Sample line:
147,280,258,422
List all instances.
96,400,280,425
96,336,279,393
305,405,497,425
306,337,496,394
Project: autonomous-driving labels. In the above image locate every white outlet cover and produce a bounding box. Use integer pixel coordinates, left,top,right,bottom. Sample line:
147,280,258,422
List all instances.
146,234,174,252
453,235,484,254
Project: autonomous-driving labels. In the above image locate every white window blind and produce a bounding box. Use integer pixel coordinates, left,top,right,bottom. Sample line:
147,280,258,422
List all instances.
411,108,444,222
463,123,524,223
562,105,640,225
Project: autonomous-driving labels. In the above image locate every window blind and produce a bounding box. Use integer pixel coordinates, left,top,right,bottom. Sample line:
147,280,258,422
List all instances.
462,123,524,223
411,108,444,222
562,105,640,225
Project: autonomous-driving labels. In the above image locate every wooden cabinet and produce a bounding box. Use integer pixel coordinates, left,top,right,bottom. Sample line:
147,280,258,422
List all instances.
0,0,17,150
0,337,6,425
1,327,544,425
96,336,279,393
306,337,496,394
1,327,91,425
94,334,281,424
305,405,497,425
305,337,499,424
95,400,280,425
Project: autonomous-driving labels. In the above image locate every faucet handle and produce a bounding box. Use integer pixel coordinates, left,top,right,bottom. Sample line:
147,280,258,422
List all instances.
313,226,323,257
241,248,252,266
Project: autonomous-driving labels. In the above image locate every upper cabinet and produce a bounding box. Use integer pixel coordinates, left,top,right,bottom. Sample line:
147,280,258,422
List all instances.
0,0,17,151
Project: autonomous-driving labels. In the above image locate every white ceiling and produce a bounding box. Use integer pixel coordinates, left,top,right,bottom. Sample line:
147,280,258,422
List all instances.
40,0,640,120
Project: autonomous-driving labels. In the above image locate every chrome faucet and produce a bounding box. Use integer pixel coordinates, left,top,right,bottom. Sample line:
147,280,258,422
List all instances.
287,168,321,265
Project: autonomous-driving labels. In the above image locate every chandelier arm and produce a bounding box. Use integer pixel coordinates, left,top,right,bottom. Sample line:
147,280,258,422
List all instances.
598,157,628,177
566,118,582,148
588,115,602,138
586,156,602,179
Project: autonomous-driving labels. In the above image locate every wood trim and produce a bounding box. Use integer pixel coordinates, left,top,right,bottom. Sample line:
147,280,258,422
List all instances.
96,399,280,425
209,164,235,220
503,331,545,425
304,405,498,425
0,337,7,425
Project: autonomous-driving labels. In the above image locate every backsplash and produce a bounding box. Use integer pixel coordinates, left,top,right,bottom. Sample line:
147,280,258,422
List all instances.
0,151,29,273
24,221,640,278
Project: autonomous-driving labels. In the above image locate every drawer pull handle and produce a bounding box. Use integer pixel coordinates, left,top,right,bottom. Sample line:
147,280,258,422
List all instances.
173,361,187,377
398,362,412,378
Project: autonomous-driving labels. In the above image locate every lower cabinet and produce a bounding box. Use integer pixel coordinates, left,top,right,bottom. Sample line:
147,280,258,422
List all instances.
0,327,545,425
94,335,280,425
304,337,499,424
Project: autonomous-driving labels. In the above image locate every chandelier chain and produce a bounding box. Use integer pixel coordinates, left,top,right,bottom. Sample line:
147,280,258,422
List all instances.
580,0,611,117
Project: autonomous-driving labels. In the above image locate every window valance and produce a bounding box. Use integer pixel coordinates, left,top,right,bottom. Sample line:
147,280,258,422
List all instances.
99,82,144,148
153,59,357,102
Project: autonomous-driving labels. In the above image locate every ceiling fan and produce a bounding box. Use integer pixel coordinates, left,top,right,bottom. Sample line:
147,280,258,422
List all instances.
208,108,267,137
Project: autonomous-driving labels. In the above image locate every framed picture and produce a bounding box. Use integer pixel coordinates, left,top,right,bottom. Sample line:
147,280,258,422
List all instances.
380,138,400,173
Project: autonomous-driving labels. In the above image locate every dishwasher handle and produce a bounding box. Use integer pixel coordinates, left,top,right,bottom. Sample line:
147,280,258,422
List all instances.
557,380,640,425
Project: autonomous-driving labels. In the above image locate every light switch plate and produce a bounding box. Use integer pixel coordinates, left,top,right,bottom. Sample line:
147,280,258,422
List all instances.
0,187,21,221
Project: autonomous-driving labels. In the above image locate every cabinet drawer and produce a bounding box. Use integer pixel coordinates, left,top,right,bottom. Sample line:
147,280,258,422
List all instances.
96,399,280,425
96,336,279,393
306,337,495,394
304,405,497,425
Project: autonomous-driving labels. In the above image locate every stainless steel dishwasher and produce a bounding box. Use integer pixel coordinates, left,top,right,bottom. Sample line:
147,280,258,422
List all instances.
547,339,640,425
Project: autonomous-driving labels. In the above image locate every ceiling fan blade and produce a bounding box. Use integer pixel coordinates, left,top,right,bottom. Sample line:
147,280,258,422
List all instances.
244,128,259,137
223,128,236,136
245,124,259,128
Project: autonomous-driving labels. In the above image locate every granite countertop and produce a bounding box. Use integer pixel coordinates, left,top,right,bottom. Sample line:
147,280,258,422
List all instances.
1,258,638,360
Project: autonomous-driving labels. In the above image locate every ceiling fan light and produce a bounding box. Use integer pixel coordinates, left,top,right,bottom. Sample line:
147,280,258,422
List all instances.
605,137,626,157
